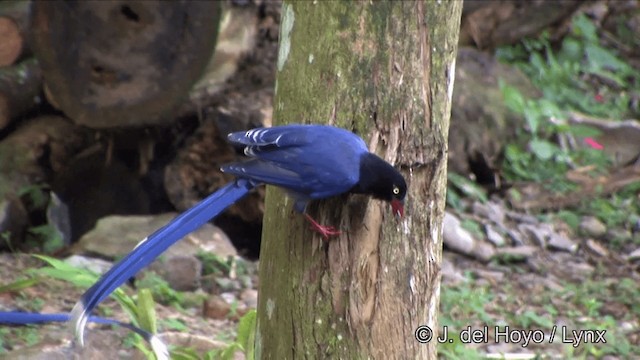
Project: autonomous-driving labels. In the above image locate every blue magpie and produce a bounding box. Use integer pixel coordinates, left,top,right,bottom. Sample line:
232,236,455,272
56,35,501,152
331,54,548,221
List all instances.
67,124,406,354
222,124,406,236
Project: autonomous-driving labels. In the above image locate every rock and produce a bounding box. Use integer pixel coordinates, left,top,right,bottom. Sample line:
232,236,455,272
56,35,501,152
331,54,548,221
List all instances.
240,288,258,309
567,114,640,167
547,233,578,253
627,247,640,261
215,277,241,292
606,228,632,243
540,277,564,292
74,213,236,290
460,0,581,49
585,239,609,257
485,224,507,247
64,254,113,275
203,294,232,320
568,261,595,278
448,47,541,178
494,246,538,260
506,228,526,246
46,191,72,246
579,216,607,238
505,211,539,224
473,268,504,282
472,201,506,224
518,223,548,247
74,213,237,259
224,298,250,319
441,255,468,284
443,211,495,262
149,255,202,291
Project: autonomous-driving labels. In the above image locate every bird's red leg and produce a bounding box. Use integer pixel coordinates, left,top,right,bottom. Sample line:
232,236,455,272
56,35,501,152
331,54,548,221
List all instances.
304,213,341,240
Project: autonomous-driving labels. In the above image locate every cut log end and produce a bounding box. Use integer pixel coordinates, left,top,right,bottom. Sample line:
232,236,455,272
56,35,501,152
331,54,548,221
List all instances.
0,17,23,67
31,1,222,128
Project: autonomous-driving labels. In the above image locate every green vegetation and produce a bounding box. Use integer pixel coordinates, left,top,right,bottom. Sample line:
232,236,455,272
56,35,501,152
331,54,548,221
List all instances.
441,12,640,358
439,273,640,358
0,255,257,359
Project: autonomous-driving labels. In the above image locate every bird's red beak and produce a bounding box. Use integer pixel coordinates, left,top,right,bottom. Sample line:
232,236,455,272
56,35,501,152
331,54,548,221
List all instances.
391,199,404,218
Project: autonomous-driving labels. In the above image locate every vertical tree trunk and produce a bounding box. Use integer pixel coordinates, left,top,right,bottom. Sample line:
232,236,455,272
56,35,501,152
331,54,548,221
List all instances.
257,1,461,359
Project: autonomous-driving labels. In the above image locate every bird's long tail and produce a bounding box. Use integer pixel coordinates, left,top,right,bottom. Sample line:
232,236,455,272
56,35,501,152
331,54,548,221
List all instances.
0,311,168,359
70,178,257,351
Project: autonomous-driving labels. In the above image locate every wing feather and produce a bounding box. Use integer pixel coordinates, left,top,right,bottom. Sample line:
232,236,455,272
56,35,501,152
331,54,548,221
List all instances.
224,125,368,200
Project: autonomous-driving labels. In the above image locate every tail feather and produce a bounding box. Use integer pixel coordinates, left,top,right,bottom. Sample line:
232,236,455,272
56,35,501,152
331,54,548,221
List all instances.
0,311,169,360
71,179,257,347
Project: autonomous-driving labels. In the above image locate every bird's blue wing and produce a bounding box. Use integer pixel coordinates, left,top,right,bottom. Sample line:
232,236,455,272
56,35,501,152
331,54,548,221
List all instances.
228,125,367,158
222,159,303,189
0,311,169,360
71,178,257,347
224,125,367,199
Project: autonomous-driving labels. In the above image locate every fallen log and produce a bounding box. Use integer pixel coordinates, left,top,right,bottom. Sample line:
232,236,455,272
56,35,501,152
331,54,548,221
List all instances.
0,0,31,66
31,1,221,128
0,58,42,130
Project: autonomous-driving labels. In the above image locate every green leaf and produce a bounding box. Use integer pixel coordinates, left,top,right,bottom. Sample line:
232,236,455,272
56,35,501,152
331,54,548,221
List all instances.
524,107,541,135
567,124,602,138
237,310,257,360
500,82,526,114
537,98,563,119
529,138,558,160
170,347,201,360
521,310,554,328
559,37,583,62
0,277,40,293
17,185,48,209
161,318,188,332
447,172,488,203
504,143,524,162
28,225,64,254
585,44,628,72
31,254,138,323
446,188,462,211
572,14,597,42
136,289,157,334
555,210,580,231
220,343,243,360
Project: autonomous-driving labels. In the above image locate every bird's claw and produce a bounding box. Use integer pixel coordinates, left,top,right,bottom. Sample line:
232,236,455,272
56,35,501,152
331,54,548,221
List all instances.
309,223,341,240
304,214,341,240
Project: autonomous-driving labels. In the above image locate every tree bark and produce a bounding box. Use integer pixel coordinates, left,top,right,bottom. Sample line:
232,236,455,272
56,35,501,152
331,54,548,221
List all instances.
256,1,461,359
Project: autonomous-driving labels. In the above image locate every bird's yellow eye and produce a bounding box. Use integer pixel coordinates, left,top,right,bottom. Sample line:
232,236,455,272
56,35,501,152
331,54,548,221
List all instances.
393,186,400,195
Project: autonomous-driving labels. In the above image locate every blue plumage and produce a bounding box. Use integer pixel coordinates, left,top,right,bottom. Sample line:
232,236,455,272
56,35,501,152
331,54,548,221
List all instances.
223,125,406,219
70,178,256,350
64,124,405,358
222,125,368,211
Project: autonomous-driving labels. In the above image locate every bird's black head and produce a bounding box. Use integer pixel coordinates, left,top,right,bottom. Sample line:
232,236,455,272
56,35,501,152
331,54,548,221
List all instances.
351,153,407,217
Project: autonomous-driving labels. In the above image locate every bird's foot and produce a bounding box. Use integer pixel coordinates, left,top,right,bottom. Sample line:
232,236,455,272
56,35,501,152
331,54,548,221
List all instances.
304,214,341,240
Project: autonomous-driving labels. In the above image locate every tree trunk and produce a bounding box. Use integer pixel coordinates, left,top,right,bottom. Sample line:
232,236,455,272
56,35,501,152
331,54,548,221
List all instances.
256,1,461,359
